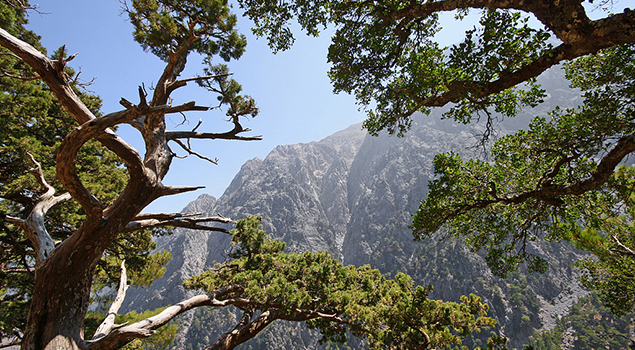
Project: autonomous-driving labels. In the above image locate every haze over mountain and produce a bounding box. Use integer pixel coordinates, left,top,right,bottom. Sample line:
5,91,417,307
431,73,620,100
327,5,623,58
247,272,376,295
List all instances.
124,68,590,349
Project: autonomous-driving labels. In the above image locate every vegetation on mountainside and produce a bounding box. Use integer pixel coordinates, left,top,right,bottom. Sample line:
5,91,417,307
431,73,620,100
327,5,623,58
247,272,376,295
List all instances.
529,294,635,350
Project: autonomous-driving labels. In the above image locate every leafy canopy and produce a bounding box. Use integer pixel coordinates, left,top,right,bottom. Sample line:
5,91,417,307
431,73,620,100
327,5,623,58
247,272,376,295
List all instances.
238,0,568,135
126,0,246,61
413,44,635,312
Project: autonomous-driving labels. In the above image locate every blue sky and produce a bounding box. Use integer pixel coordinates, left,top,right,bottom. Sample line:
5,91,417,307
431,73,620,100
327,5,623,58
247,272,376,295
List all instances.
24,1,615,214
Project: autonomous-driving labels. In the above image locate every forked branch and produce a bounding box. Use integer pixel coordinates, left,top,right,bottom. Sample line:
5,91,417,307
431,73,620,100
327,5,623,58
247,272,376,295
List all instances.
4,153,72,266
172,138,220,164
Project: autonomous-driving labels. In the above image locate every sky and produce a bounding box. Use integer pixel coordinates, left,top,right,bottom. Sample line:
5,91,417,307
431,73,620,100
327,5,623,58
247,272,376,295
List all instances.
24,1,617,214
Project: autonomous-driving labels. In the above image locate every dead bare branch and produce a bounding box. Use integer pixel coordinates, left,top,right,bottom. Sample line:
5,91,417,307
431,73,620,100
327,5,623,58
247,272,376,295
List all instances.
611,235,635,258
93,261,130,341
124,213,234,233
171,138,219,164
85,285,245,350
69,67,97,91
134,213,233,225
157,185,207,198
5,153,72,266
165,130,262,141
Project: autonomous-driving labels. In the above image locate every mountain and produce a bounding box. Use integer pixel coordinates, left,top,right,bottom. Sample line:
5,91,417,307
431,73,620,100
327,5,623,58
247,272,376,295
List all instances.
123,69,591,349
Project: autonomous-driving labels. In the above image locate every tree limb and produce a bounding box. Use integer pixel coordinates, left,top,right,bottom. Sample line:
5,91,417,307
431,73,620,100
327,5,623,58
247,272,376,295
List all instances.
165,130,262,141
166,73,233,95
132,212,234,223
157,185,207,197
5,153,72,266
387,0,635,45
374,1,635,131
203,304,353,350
0,27,149,223
171,138,219,164
84,285,244,350
156,101,210,114
433,134,635,227
84,278,359,350
124,213,235,233
205,309,276,350
0,337,21,349
151,34,200,107
389,40,610,126
57,108,143,220
92,260,130,341
611,235,635,258
279,308,349,324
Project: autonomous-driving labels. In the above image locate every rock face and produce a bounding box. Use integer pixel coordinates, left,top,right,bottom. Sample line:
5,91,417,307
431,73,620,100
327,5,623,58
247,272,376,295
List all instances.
124,70,587,349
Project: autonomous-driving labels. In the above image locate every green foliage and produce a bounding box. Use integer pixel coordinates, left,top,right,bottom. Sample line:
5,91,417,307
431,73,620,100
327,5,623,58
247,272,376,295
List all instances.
529,294,635,350
197,61,259,118
239,0,551,136
186,216,500,349
412,44,635,287
126,0,246,61
575,202,635,315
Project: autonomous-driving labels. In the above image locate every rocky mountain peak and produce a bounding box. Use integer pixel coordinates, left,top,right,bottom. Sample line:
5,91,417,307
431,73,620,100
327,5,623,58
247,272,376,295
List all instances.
125,69,588,349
